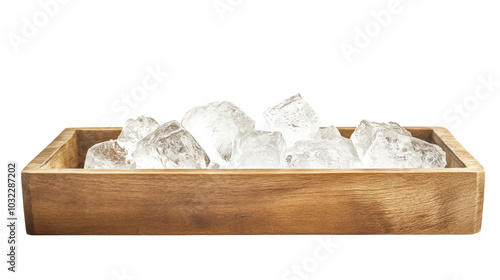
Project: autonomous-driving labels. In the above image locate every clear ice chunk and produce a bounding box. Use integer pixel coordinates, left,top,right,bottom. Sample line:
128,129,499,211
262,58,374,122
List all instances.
350,120,411,158
133,120,210,169
363,131,447,168
264,94,320,147
181,101,255,162
84,140,135,169
117,116,159,149
288,138,361,168
315,126,342,140
208,162,220,169
230,130,287,168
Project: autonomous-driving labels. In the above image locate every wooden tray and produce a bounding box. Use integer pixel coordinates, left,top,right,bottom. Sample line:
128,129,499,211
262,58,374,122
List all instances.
22,127,484,235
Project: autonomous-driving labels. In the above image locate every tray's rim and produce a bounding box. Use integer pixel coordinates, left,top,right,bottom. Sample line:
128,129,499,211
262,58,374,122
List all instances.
22,126,485,174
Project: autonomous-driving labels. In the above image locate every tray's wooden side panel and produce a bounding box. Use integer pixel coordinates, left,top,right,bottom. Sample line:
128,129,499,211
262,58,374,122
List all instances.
24,170,482,235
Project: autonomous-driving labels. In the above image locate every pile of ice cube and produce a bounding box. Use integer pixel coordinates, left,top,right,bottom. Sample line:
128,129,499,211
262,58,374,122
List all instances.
84,94,447,169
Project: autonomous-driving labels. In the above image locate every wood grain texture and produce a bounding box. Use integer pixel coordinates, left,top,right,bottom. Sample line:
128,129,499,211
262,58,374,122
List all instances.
22,127,485,235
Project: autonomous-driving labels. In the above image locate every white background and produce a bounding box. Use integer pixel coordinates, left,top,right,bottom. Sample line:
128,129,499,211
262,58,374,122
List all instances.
1,1,499,279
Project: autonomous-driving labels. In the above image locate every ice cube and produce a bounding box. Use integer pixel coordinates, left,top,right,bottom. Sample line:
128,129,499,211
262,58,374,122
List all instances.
181,101,255,162
230,130,287,168
315,126,342,140
84,140,135,169
208,162,220,169
264,94,319,147
411,137,447,168
288,138,361,168
362,131,447,168
117,116,159,149
350,120,411,158
133,120,210,169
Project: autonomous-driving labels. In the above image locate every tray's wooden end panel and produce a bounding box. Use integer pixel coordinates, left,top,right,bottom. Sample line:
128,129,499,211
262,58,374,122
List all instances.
21,171,35,235
21,128,80,235
431,126,485,234
471,168,485,234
